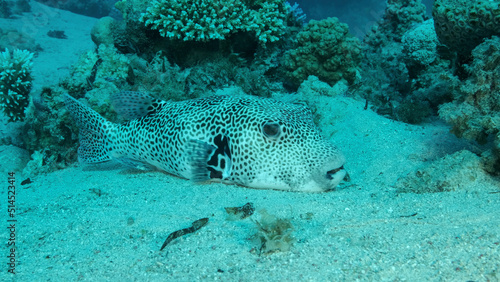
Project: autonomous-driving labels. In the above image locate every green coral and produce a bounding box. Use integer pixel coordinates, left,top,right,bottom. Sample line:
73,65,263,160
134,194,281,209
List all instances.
139,0,287,45
402,19,439,67
433,0,500,56
249,0,288,44
141,0,248,41
282,17,361,88
0,48,33,122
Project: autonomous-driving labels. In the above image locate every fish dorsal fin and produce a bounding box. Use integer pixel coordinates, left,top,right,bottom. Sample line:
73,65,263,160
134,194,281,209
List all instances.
111,91,165,120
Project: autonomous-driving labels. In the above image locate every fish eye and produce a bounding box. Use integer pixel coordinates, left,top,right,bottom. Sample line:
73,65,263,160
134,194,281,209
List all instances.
262,122,281,139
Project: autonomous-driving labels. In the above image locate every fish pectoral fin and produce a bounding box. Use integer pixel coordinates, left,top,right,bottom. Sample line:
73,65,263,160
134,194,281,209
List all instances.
186,139,215,183
208,134,232,179
186,134,233,183
111,91,165,120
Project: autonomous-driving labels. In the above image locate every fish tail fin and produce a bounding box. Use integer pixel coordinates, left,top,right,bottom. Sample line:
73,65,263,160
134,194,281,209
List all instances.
64,94,115,164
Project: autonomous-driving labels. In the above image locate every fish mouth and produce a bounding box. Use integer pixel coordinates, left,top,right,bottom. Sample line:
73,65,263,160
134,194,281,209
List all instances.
325,165,347,188
326,165,345,178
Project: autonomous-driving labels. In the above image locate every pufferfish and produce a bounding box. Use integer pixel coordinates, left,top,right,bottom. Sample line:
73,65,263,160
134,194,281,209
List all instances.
65,92,347,192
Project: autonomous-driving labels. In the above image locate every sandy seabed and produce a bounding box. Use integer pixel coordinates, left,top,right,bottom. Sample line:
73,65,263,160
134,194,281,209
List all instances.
1,2,499,281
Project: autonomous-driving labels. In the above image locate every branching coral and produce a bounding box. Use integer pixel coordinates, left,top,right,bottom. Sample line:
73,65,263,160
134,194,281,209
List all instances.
141,0,249,41
139,0,287,45
0,48,33,122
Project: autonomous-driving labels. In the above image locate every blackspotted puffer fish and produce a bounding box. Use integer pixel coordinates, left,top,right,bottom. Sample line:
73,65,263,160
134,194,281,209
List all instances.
65,92,346,192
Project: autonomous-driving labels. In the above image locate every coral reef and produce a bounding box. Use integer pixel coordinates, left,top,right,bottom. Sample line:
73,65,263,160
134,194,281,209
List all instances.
68,44,131,89
115,0,155,22
112,0,156,55
360,0,427,110
358,1,458,124
133,53,282,101
0,48,33,122
62,44,133,119
433,0,500,57
286,2,306,27
282,17,361,89
384,0,427,37
140,0,287,45
85,0,305,105
20,86,78,175
439,36,500,173
104,0,297,71
364,0,426,47
395,150,486,193
297,75,348,98
402,19,438,68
